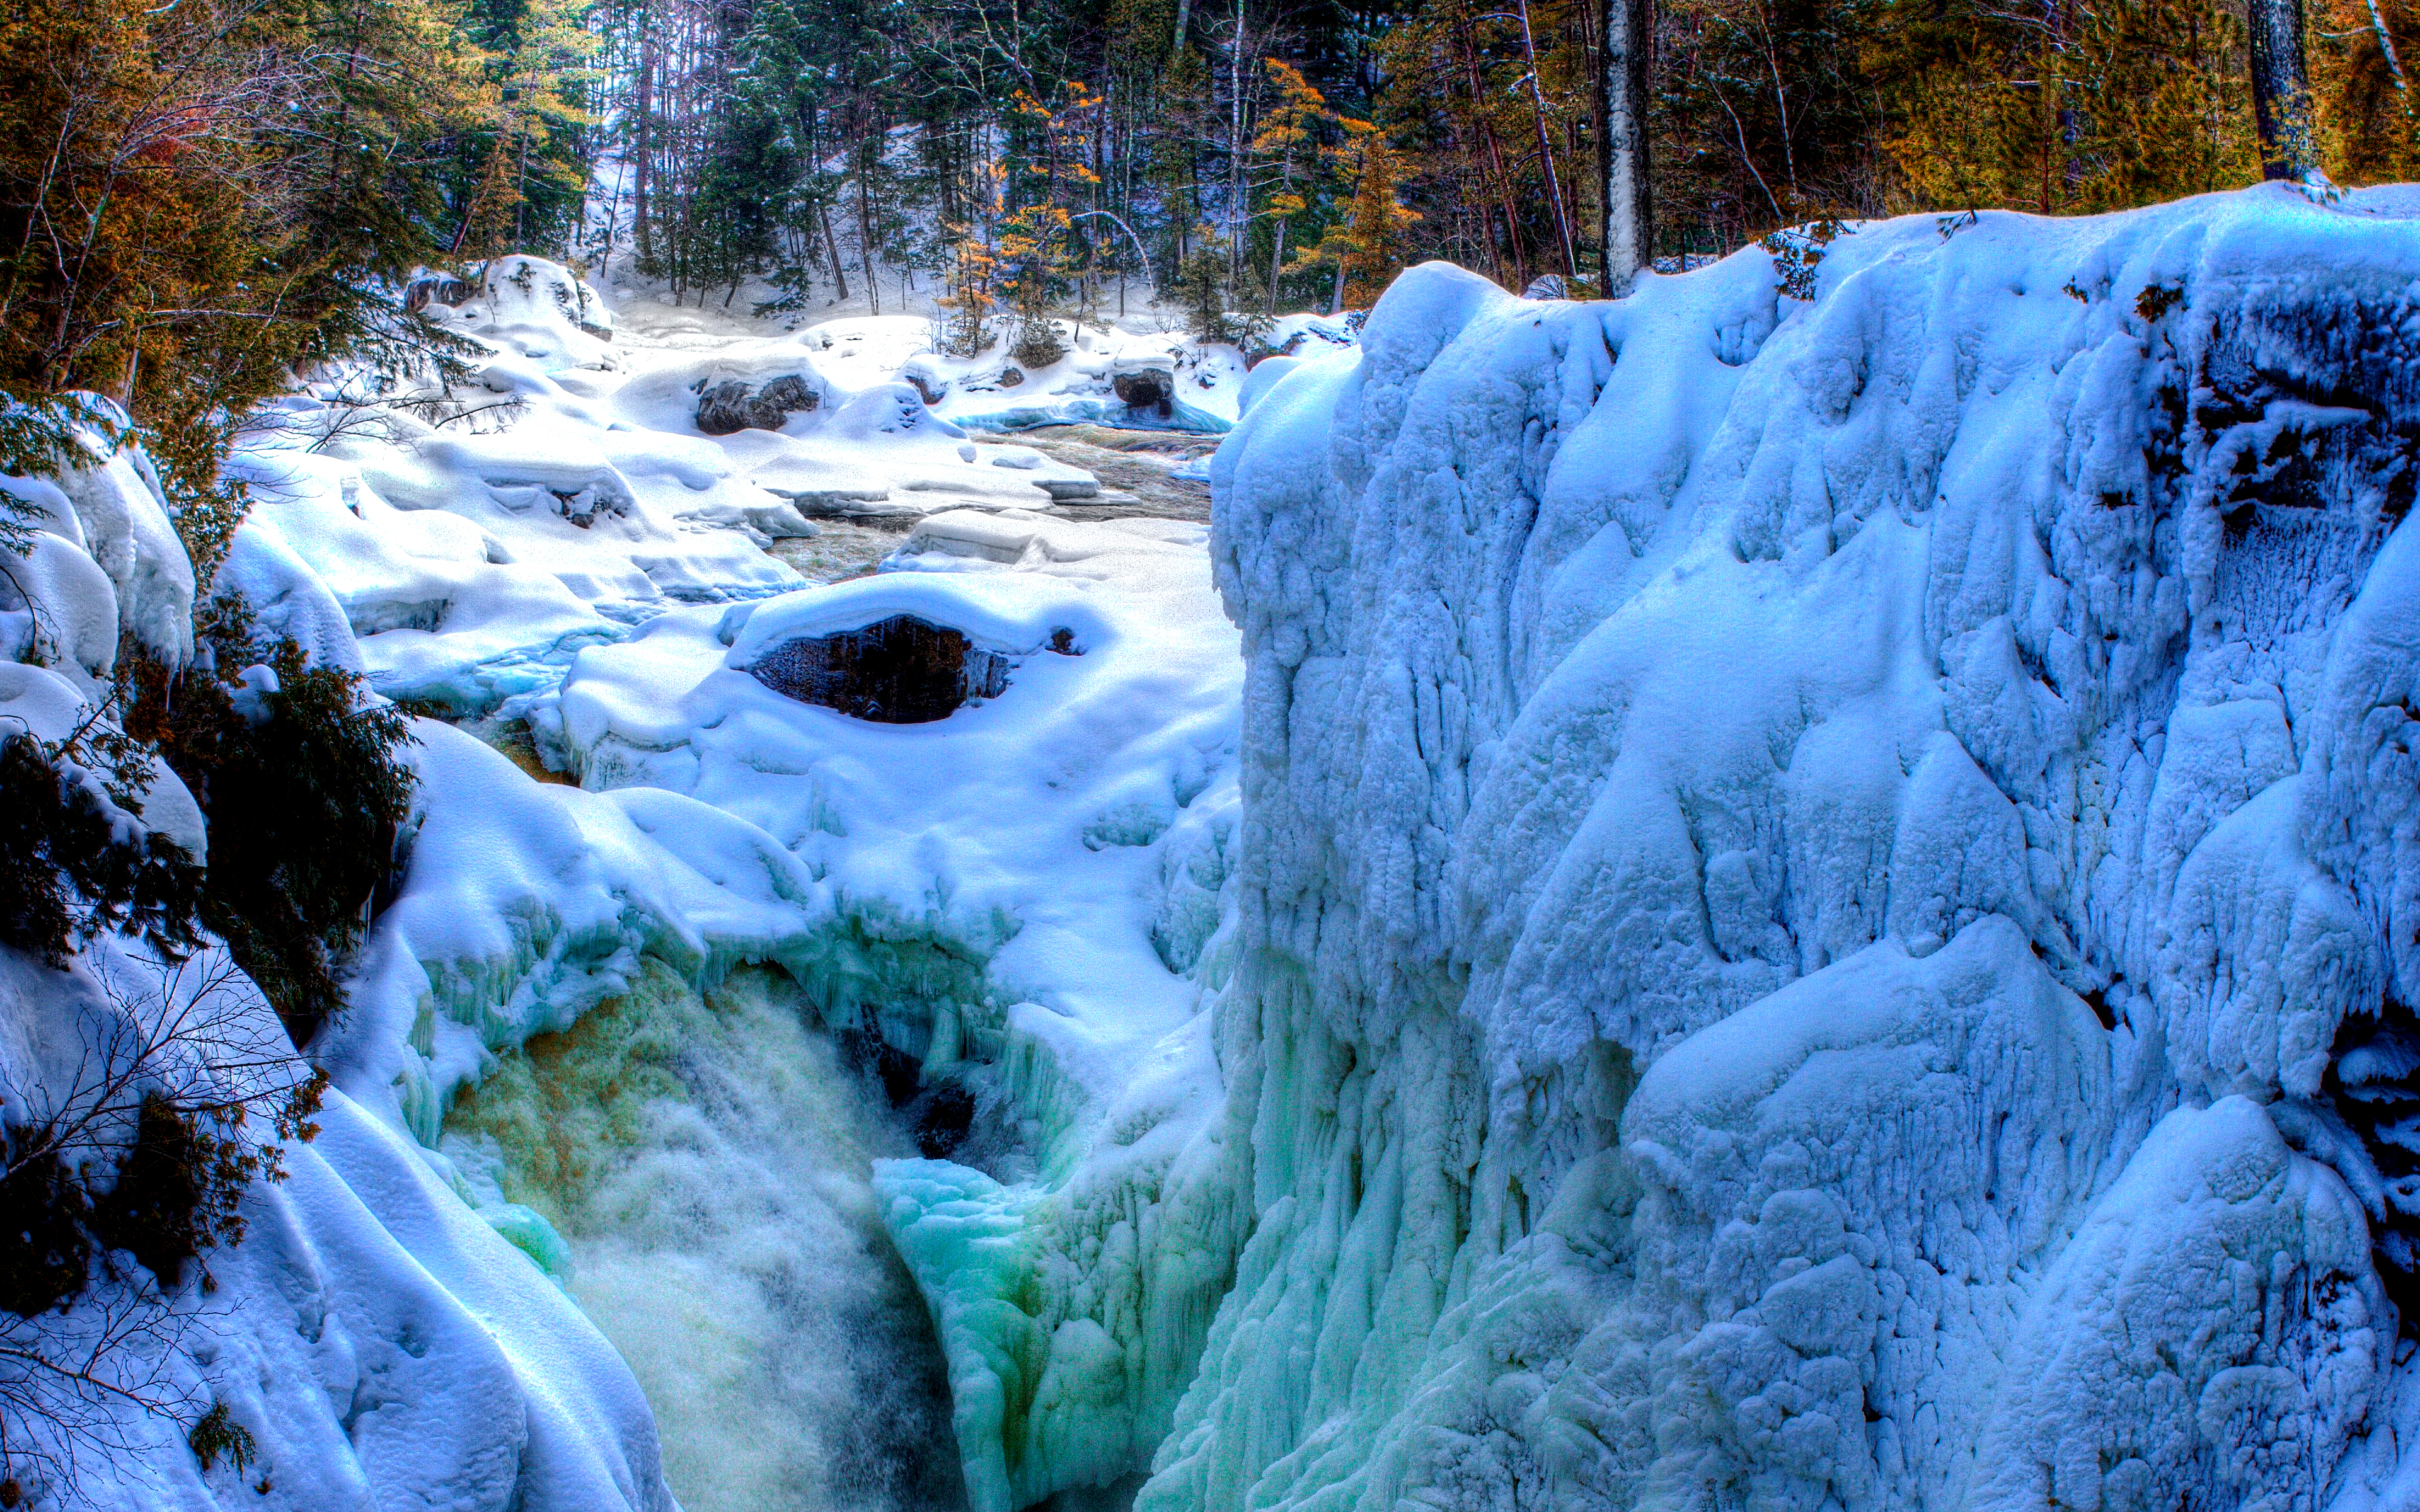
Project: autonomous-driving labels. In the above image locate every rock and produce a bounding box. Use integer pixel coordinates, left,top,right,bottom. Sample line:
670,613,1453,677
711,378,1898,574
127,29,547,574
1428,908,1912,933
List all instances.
997,367,1025,389
1112,369,1174,418
405,275,479,312
551,479,632,529
696,373,821,435
761,483,896,516
901,361,949,406
747,614,1013,724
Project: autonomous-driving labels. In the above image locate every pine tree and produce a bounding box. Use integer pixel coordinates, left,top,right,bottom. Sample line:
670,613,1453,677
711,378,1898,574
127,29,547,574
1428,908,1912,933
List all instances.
1251,60,1331,312
459,132,529,259
1288,125,1421,310
0,0,487,536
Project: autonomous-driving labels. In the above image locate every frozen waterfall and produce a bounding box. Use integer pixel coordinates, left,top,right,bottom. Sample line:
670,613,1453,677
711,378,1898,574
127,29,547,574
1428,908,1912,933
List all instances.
15,184,2420,1512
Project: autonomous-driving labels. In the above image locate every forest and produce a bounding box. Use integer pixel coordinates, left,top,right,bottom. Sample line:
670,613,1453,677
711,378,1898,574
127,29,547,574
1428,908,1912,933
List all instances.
9,0,2420,469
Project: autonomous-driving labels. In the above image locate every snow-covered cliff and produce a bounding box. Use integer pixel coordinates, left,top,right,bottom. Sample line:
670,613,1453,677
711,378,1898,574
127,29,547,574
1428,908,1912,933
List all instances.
1097,185,2420,1512
19,182,2420,1512
0,418,684,1512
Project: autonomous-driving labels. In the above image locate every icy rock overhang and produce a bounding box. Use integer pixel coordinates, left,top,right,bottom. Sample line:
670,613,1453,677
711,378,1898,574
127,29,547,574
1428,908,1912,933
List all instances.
722,574,1098,724
746,613,1016,723
1111,365,1176,418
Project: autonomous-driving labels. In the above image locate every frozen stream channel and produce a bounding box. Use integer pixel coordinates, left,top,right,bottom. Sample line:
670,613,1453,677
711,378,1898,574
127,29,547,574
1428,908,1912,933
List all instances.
207,260,1255,1512
23,185,2420,1512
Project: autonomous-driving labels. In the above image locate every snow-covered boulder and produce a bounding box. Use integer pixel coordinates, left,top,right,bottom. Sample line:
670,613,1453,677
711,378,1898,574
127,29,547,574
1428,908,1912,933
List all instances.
413,255,621,375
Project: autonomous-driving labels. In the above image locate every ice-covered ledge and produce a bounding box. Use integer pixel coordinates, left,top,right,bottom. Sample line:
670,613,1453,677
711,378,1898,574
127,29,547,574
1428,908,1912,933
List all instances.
1121,185,2420,1512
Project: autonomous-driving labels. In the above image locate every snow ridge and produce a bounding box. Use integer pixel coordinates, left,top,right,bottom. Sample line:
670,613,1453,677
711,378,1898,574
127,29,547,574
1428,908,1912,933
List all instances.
1131,185,2420,1512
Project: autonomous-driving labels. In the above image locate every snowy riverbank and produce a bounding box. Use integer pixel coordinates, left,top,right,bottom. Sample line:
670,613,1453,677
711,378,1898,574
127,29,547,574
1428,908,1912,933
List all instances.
11,181,2420,1512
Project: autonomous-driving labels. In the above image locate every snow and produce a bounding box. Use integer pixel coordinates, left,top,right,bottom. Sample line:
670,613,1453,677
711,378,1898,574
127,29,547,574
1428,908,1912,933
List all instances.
1116,182,2420,1512
234,255,1143,721
16,178,2420,1512
546,539,1226,1041
1,426,684,1512
784,311,1355,435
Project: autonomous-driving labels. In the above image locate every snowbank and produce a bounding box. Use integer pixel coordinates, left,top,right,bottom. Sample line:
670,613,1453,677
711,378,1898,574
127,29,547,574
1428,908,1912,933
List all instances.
795,312,1357,435
0,433,682,1512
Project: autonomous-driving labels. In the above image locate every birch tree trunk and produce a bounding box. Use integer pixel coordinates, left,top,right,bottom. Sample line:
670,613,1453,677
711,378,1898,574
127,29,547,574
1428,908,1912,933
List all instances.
2249,0,2319,180
1230,1,1248,290
1599,0,1651,295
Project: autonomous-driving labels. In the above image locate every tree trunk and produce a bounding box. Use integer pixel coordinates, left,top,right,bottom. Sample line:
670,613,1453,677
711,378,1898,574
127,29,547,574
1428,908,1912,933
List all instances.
856,146,880,315
634,21,656,265
1513,0,1579,279
2250,0,2319,180
1599,0,1652,294
821,200,851,301
514,117,531,252
1268,188,1288,314
1228,0,1250,291
2365,0,2411,105
808,105,850,301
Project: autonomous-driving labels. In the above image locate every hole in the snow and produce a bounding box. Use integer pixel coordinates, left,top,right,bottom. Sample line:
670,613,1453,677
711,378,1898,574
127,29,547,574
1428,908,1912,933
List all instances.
747,614,1013,723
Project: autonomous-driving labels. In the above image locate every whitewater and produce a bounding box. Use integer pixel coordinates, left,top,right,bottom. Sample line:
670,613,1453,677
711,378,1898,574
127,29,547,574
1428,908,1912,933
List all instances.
6,180,2420,1512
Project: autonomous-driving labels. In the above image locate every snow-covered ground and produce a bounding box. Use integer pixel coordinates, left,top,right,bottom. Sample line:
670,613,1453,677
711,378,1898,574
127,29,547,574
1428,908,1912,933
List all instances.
13,180,2420,1512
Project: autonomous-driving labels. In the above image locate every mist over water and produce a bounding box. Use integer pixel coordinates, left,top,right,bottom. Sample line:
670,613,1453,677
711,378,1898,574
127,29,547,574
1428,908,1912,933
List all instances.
444,961,968,1512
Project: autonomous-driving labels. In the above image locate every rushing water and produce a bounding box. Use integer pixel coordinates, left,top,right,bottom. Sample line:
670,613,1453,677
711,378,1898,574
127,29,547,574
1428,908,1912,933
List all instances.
444,961,969,1512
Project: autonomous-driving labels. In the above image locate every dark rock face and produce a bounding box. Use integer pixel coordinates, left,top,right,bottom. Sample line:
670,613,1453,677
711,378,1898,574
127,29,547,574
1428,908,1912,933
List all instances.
2329,999,2420,1324
696,373,821,435
1113,369,1175,418
405,276,479,312
747,614,1012,723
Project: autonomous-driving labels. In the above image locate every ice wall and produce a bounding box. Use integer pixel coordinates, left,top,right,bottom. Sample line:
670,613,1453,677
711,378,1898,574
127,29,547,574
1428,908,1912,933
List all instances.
1105,186,2420,1512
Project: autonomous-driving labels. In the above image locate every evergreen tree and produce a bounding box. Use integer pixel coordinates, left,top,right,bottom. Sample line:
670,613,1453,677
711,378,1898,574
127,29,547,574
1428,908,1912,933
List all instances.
1288,123,1420,309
